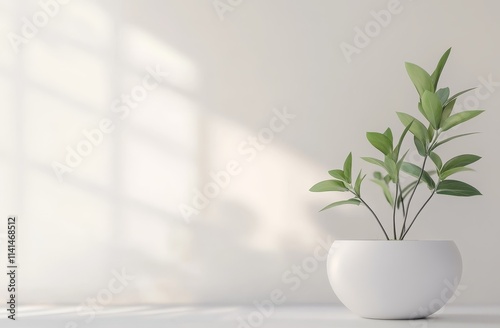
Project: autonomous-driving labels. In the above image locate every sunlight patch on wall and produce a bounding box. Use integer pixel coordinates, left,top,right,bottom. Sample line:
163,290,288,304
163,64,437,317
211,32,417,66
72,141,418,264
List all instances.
54,1,114,47
24,40,110,110
23,87,114,188
200,113,338,252
0,4,16,68
2,0,206,304
125,86,200,153
21,168,114,303
121,130,196,215
122,25,199,91
0,77,15,154
0,160,17,215
23,169,113,248
121,207,171,263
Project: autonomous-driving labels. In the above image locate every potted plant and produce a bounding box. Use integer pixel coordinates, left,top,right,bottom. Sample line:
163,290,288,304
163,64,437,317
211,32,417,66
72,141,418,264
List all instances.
310,48,484,319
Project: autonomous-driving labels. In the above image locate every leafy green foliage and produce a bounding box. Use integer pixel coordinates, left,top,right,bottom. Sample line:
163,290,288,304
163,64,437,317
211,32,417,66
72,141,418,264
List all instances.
397,150,409,170
320,198,360,211
310,180,348,192
310,48,483,240
384,156,398,182
343,152,353,183
328,169,347,181
431,48,451,89
441,110,484,131
394,122,413,159
441,154,481,173
383,128,393,144
440,167,473,180
444,88,476,107
421,91,443,129
428,125,435,141
366,132,393,155
441,98,455,122
437,180,481,196
414,136,426,156
354,170,365,196
405,62,434,97
429,152,442,170
372,174,394,206
431,132,479,150
362,157,386,170
397,112,429,144
401,162,435,189
436,87,450,105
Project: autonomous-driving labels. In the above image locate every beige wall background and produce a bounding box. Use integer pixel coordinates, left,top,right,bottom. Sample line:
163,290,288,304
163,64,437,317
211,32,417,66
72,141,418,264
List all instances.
0,0,499,306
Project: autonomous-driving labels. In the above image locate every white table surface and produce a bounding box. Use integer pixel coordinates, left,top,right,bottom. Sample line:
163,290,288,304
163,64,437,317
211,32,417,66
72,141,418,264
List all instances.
2,305,499,327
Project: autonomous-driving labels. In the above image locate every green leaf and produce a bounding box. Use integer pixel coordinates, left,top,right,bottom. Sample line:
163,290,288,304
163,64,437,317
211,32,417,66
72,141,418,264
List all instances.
362,157,386,170
398,180,421,210
417,102,425,117
328,169,347,181
428,125,435,140
397,149,409,170
373,171,383,180
401,162,435,189
354,170,366,196
429,152,442,170
431,132,479,150
371,179,394,206
343,153,352,184
437,180,481,197
414,136,427,156
320,198,361,211
431,48,451,89
441,154,481,172
366,132,393,156
384,156,398,182
401,180,419,198
393,122,413,160
441,98,456,122
421,90,443,129
397,112,429,144
310,180,348,192
436,87,450,105
440,167,473,180
441,110,484,131
444,88,476,107
383,128,393,145
405,62,434,97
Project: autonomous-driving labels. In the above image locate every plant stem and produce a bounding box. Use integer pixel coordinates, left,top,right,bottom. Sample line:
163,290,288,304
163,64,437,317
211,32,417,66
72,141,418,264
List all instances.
398,182,407,239
353,192,390,240
400,131,440,239
398,182,407,218
392,182,399,240
401,190,436,240
400,155,428,237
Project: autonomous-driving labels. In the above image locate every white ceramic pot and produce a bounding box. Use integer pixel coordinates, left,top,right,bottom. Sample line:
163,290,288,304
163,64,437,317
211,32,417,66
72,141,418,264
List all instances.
327,240,462,319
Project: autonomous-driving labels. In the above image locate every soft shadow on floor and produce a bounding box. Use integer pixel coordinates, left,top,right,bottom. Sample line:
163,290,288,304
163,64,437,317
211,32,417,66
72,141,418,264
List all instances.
432,313,500,325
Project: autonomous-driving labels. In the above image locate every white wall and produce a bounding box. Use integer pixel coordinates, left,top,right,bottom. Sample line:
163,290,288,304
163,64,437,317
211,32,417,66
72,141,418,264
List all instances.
0,0,499,306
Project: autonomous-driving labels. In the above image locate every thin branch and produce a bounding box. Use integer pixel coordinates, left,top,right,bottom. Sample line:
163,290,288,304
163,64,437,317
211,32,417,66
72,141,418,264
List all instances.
401,155,428,236
352,191,390,240
401,190,436,240
399,182,407,218
392,182,399,240
398,182,407,239
401,131,441,239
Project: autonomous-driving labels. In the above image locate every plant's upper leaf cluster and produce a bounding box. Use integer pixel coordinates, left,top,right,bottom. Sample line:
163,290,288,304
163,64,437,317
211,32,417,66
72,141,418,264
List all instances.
310,153,365,211
310,48,483,234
